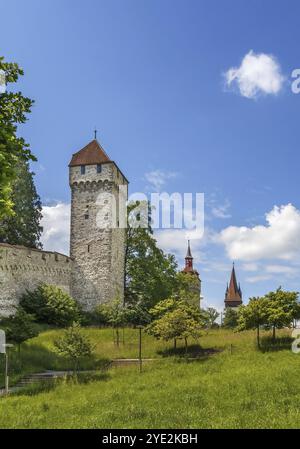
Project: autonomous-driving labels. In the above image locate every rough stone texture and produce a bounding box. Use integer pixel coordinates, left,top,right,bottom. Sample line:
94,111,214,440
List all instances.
0,243,71,317
0,156,127,317
69,162,128,311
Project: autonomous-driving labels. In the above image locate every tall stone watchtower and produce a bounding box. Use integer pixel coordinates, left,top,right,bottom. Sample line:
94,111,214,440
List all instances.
69,139,128,311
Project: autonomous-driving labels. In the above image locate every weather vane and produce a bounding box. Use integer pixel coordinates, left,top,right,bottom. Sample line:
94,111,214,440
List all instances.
94,128,97,140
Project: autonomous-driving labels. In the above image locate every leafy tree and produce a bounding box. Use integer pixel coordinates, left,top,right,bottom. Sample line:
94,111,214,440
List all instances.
223,307,238,329
238,297,269,348
125,201,178,310
0,56,35,219
20,284,81,327
5,307,39,353
147,298,204,351
54,323,93,374
96,297,128,346
202,307,220,329
264,287,299,340
0,161,43,248
174,272,200,307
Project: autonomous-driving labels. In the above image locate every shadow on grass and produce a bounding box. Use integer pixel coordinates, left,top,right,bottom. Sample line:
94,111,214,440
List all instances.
14,372,111,397
259,335,294,352
157,344,219,360
0,342,110,389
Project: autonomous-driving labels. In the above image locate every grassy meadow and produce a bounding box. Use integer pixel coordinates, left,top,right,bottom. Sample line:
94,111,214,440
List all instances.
0,327,300,428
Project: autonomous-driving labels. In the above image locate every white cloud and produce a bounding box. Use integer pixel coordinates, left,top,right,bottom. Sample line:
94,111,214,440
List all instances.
225,50,284,99
144,170,177,191
245,275,272,284
41,203,70,255
241,263,259,272
218,204,300,261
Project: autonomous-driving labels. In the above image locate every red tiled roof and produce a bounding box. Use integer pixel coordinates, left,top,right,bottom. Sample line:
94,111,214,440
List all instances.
69,140,111,167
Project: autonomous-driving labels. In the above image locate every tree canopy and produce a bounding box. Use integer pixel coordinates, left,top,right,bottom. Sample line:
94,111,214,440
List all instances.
0,56,35,219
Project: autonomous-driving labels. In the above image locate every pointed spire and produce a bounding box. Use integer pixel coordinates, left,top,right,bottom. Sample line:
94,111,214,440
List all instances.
225,263,242,307
186,240,192,258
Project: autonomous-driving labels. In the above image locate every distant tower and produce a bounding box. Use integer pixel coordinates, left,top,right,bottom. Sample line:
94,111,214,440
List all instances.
69,138,128,311
225,263,242,309
182,240,202,307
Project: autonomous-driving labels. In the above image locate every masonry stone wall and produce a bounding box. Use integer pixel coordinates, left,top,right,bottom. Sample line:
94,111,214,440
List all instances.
0,243,72,317
69,162,127,311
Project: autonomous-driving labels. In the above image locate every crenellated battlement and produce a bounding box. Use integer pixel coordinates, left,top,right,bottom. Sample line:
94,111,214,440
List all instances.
0,243,72,317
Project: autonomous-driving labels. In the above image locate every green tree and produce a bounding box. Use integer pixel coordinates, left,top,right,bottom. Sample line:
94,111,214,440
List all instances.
238,297,269,348
20,284,81,327
147,298,204,351
174,272,200,307
264,287,299,340
0,161,43,248
202,307,220,329
54,322,93,374
125,201,178,310
5,307,39,353
96,297,128,346
223,307,238,329
0,56,35,219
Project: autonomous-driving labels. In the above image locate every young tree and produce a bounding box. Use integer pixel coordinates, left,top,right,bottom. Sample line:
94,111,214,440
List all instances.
264,288,299,340
223,307,238,329
238,297,268,348
202,307,220,329
96,297,128,346
54,322,93,374
125,201,178,310
147,298,204,351
0,161,43,248
5,307,39,353
0,56,35,219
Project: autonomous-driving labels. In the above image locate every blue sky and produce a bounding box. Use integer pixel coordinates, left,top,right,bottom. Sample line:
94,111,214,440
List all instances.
2,0,300,310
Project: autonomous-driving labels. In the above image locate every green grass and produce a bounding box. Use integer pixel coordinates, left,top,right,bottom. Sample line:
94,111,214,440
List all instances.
1,328,300,428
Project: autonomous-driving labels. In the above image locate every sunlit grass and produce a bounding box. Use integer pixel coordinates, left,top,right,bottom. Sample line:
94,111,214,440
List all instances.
0,328,299,428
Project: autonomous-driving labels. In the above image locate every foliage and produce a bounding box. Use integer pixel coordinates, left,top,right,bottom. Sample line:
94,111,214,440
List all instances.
147,298,204,348
238,297,269,347
223,307,238,329
20,284,81,327
125,201,178,310
264,288,299,338
202,307,220,329
0,161,43,248
4,307,39,352
174,272,200,307
0,56,35,219
54,323,93,373
95,297,129,346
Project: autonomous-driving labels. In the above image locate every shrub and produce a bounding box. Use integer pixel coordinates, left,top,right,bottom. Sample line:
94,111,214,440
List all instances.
20,284,81,326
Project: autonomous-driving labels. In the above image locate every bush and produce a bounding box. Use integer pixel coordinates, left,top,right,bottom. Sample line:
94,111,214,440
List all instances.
20,284,81,327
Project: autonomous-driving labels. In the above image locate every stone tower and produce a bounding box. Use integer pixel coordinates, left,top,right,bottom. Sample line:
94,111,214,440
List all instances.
182,240,202,307
69,139,128,311
224,263,242,309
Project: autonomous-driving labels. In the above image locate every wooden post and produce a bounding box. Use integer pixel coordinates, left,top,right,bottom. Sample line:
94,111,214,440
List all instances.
138,327,142,373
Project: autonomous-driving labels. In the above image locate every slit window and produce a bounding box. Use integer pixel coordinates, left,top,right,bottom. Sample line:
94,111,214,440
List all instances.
97,164,102,173
81,165,86,175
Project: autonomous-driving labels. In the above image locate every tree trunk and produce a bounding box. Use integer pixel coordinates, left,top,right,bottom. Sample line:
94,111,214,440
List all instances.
116,328,120,347
174,339,177,350
122,327,125,345
272,325,276,341
257,326,260,349
185,337,188,354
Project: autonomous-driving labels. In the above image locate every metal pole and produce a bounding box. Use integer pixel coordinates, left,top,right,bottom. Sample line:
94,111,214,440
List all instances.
5,351,8,395
139,327,142,373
